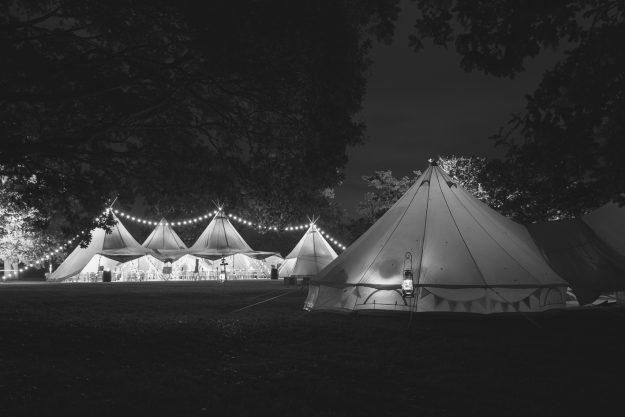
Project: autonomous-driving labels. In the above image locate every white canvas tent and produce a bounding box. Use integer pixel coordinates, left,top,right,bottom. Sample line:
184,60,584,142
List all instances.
49,214,148,282
279,223,337,278
305,161,568,314
142,218,188,262
188,210,276,260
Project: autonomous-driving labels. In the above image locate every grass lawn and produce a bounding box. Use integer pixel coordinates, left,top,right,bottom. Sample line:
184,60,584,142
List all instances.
1,280,625,417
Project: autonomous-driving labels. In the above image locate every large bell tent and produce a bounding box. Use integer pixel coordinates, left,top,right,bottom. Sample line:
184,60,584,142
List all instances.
304,161,568,314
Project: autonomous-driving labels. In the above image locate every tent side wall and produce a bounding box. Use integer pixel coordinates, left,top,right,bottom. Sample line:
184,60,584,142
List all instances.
305,284,566,314
49,229,106,281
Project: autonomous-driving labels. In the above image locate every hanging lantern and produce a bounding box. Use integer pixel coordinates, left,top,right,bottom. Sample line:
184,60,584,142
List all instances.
402,252,415,298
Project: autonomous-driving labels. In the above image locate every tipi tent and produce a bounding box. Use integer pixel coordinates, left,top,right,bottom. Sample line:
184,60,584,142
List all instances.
279,223,337,278
142,218,188,262
305,161,568,314
49,214,147,281
189,210,276,260
528,203,625,305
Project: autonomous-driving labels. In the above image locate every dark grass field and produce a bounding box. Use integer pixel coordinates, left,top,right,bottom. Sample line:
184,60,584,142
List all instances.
2,280,625,417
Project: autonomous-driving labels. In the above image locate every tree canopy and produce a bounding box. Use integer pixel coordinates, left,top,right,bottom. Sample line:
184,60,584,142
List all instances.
1,0,401,239
0,176,64,275
409,0,625,220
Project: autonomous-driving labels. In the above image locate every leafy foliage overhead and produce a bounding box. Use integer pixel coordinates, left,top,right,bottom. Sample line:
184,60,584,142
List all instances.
409,0,625,218
1,0,401,236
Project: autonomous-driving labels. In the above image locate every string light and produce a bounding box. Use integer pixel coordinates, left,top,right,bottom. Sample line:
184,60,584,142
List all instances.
0,207,348,281
112,208,348,251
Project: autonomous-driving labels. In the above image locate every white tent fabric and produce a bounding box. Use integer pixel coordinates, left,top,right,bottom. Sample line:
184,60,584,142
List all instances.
583,203,625,258
305,162,567,314
49,214,147,281
142,218,188,262
189,211,277,260
279,224,337,277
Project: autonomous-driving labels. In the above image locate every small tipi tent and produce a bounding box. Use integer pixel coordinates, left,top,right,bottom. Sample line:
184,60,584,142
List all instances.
49,214,147,281
279,223,337,278
305,161,567,314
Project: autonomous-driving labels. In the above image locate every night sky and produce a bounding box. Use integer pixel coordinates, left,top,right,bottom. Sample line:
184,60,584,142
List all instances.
334,0,560,215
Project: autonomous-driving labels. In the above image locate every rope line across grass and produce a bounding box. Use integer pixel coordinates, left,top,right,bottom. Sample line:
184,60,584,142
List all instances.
230,288,302,314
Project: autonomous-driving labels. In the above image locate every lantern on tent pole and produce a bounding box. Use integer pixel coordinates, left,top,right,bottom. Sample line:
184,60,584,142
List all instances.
402,252,415,298
219,257,228,282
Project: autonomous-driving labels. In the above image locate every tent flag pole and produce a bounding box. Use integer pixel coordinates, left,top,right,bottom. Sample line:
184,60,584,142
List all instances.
108,195,119,210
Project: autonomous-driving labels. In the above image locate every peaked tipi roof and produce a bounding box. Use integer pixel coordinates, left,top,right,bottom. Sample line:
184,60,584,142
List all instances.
189,210,276,260
142,218,188,262
306,161,567,313
50,213,147,281
279,223,337,277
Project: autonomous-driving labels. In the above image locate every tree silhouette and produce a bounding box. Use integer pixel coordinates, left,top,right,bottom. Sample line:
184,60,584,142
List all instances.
409,0,625,220
1,0,401,237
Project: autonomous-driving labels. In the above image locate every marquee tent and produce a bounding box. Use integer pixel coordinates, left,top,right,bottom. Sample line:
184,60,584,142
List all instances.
528,203,625,305
305,161,568,314
119,219,212,280
49,213,148,281
279,223,337,278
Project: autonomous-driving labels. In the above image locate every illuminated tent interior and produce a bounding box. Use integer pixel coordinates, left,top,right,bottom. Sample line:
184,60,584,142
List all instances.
119,219,211,280
305,161,568,314
219,253,275,279
279,223,337,278
527,203,625,305
49,213,148,282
